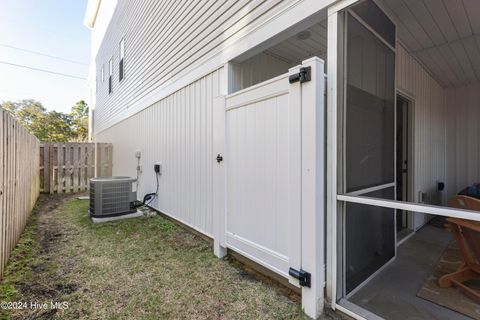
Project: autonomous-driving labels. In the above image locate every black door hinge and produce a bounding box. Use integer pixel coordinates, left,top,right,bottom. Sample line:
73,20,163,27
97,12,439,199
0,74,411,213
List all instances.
289,267,311,287
289,66,311,84
216,154,223,163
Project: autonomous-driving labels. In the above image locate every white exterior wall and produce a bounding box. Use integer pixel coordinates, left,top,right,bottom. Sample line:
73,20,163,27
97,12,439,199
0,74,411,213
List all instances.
86,0,118,140
91,0,337,134
94,0,311,133
396,43,446,228
96,68,224,236
230,52,293,93
90,0,337,235
445,82,480,201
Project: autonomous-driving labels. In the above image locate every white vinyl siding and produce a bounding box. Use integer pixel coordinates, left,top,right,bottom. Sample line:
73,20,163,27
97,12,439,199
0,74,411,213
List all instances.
230,52,293,93
93,0,300,133
119,38,124,59
108,58,113,94
445,82,480,201
95,68,224,236
108,58,113,76
396,43,446,228
119,37,125,81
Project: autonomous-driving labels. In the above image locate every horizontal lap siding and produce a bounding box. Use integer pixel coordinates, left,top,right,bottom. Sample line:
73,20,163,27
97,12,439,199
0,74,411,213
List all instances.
95,68,223,236
396,44,446,227
94,0,295,133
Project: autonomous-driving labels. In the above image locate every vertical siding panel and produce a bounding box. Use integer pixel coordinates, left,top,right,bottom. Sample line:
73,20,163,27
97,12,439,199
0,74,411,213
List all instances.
397,43,447,226
264,98,275,251
445,83,480,199
96,69,220,236
206,73,213,233
199,78,206,233
180,89,186,223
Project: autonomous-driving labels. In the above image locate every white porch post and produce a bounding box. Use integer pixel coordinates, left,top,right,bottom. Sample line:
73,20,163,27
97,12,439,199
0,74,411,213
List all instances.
326,9,340,306
213,95,227,258
300,57,325,318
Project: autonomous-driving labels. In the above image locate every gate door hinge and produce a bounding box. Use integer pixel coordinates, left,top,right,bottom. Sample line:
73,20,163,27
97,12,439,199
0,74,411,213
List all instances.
288,66,311,84
289,267,311,287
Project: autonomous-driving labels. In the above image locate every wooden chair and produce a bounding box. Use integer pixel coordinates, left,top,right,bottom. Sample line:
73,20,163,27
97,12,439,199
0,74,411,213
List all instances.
438,195,480,303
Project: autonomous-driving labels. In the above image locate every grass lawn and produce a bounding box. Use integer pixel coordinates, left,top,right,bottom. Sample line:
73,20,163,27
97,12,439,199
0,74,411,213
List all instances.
0,195,320,319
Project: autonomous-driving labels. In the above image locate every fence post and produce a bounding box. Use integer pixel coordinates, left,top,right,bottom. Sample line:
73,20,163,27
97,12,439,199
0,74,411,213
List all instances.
212,96,227,258
43,143,50,193
49,144,55,194
107,144,113,176
0,110,40,280
0,109,4,278
299,57,325,319
95,143,100,177
39,142,112,193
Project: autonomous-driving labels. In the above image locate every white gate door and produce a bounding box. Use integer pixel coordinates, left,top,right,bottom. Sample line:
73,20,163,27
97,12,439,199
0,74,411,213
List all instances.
213,57,325,318
224,73,301,278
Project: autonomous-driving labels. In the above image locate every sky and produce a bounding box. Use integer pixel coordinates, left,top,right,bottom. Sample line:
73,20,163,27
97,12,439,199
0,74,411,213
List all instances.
0,0,90,113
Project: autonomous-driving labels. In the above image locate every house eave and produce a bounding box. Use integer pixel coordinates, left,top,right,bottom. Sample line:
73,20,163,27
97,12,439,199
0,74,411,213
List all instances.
84,0,101,28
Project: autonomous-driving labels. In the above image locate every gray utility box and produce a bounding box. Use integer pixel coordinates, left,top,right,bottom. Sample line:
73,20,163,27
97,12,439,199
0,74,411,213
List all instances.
89,176,137,218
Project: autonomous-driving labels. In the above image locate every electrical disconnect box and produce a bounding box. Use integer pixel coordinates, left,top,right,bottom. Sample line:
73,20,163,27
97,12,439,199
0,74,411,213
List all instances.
154,163,162,175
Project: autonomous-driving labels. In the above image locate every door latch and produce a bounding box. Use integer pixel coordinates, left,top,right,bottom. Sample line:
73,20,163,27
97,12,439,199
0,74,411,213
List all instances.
216,154,223,163
289,268,311,287
289,66,311,84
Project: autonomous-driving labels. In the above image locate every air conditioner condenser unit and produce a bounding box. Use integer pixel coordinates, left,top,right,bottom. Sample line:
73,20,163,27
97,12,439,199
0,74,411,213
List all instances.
89,176,142,223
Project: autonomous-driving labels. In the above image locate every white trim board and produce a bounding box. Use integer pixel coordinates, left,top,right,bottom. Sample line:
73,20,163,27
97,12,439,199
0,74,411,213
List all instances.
337,195,480,222
226,232,290,279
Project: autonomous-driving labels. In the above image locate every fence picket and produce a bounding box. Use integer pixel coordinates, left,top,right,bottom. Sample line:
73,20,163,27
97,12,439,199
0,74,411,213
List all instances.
0,109,39,280
39,142,112,194
0,109,4,277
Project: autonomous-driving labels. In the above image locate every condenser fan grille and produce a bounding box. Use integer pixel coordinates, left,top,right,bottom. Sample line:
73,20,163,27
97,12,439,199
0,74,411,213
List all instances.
89,177,137,218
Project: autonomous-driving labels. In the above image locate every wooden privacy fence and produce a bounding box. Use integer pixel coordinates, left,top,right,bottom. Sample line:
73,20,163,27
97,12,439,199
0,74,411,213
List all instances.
0,109,40,279
40,143,113,194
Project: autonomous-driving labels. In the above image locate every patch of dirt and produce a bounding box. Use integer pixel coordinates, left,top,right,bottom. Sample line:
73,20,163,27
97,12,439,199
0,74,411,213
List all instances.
172,230,202,250
6,194,84,319
35,195,76,254
16,282,77,299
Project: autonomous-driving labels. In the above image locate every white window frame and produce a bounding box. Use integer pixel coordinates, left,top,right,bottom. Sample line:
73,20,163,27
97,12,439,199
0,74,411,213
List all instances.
120,38,124,60
326,1,480,319
119,37,125,82
108,57,113,94
101,65,104,83
109,58,113,77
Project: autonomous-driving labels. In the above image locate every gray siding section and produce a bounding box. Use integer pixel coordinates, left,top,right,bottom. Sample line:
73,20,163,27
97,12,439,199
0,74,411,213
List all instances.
94,0,295,133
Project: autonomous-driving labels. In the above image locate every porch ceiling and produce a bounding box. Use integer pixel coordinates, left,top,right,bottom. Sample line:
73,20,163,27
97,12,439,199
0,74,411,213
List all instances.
377,0,480,88
264,21,327,65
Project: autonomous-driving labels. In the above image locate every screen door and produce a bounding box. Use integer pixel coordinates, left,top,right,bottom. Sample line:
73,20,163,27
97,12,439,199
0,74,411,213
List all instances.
343,0,396,295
